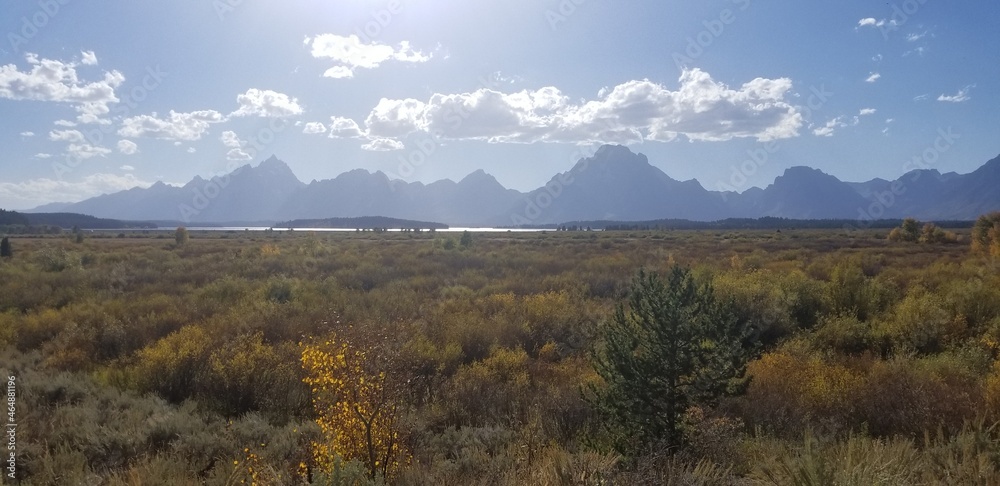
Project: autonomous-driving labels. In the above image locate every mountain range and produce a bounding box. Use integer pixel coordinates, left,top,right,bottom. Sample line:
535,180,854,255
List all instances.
28,145,1000,226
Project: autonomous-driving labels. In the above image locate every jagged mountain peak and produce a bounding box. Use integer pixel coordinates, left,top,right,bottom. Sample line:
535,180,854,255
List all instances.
44,150,1000,225
459,169,501,186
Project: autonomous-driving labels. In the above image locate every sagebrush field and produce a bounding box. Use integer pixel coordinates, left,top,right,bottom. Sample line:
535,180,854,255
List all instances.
3,223,1000,485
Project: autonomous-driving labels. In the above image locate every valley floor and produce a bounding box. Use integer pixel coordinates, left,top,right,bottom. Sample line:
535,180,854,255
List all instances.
1,228,999,484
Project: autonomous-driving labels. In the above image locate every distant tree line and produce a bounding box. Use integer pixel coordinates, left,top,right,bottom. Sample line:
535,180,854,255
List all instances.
561,217,976,232
276,216,448,230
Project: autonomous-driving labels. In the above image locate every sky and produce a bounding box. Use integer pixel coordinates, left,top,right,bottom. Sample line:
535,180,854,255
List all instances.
1,0,998,210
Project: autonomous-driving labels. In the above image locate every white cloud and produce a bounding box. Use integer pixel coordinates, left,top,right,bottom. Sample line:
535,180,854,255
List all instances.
118,110,226,141
364,98,427,138
232,88,304,117
302,122,326,134
33,153,52,159
865,72,881,83
914,94,930,101
67,143,112,160
19,131,34,137
857,18,886,28
906,31,927,42
53,119,76,127
81,50,98,65
226,148,252,161
0,173,152,207
812,118,842,137
307,34,432,78
361,138,405,151
813,111,872,137
49,129,85,143
0,53,124,124
812,114,865,137
329,117,364,138
117,139,139,155
220,131,251,159
120,165,135,171
187,147,196,154
358,69,802,146
322,66,354,79
938,85,973,103
220,130,244,148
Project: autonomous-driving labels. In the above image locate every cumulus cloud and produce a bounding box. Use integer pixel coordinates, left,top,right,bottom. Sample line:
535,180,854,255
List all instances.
938,85,973,103
302,122,327,134
813,112,870,137
53,119,76,127
81,50,98,65
857,18,887,28
232,88,304,117
812,118,842,137
120,165,135,171
67,143,112,160
0,173,152,207
49,129,86,143
118,110,226,141
353,68,801,146
117,139,139,155
187,147,196,154
19,131,34,138
218,131,253,160
328,116,365,138
226,148,252,161
364,98,427,138
220,130,244,148
34,153,52,159
361,138,405,151
307,34,432,78
0,53,124,124
865,72,881,83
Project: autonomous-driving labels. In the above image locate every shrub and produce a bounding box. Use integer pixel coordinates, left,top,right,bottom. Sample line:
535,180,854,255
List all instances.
131,326,211,403
971,212,1000,256
811,314,872,355
879,286,963,354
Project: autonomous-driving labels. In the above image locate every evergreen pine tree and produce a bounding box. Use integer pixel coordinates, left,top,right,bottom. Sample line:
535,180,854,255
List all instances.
587,266,751,457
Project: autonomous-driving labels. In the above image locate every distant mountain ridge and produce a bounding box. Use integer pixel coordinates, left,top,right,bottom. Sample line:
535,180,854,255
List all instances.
34,149,1000,226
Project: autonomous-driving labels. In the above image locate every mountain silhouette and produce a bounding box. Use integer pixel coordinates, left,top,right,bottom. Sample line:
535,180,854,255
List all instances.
37,147,1000,225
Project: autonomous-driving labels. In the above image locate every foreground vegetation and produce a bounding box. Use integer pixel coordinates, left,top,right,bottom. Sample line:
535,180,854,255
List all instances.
2,220,1000,484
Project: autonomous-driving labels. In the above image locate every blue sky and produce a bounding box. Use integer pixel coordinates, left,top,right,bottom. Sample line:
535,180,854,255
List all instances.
1,0,997,209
